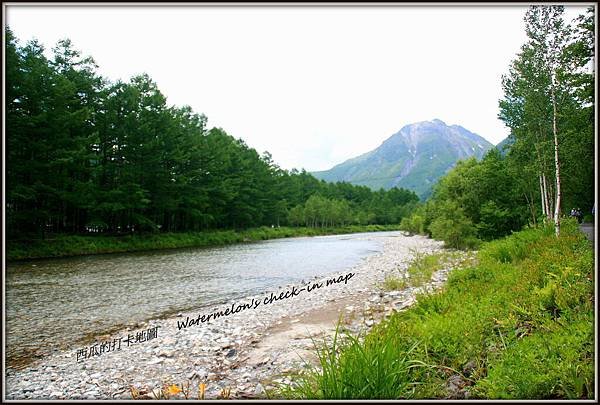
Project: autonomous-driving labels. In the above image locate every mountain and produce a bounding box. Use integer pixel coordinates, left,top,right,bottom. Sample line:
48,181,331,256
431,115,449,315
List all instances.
496,135,514,156
312,119,494,199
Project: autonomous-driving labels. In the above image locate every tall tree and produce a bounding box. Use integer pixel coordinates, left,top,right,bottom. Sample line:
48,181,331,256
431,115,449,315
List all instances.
499,6,591,236
524,6,571,235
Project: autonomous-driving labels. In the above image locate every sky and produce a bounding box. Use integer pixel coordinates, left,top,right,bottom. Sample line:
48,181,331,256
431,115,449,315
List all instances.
5,5,591,172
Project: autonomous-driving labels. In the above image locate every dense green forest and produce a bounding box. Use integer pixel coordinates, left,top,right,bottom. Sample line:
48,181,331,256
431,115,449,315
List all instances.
5,28,418,240
401,6,595,248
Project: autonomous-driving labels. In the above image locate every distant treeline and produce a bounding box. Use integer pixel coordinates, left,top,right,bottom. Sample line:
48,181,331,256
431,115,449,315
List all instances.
5,28,418,238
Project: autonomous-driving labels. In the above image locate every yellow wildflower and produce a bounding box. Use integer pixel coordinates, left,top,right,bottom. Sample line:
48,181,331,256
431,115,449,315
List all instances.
129,385,140,399
219,387,231,399
166,384,182,396
198,382,207,400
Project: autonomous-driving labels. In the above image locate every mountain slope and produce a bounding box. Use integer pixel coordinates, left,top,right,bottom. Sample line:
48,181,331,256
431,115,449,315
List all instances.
312,119,494,199
496,135,514,156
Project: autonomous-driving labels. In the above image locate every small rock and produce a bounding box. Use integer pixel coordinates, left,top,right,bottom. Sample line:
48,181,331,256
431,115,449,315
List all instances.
158,350,175,358
254,383,265,396
463,360,477,377
446,374,467,399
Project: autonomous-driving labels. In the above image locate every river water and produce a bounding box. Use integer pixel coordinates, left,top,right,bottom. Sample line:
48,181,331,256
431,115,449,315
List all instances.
5,231,391,368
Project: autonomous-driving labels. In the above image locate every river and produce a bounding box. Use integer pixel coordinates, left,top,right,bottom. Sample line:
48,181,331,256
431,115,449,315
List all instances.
5,231,390,369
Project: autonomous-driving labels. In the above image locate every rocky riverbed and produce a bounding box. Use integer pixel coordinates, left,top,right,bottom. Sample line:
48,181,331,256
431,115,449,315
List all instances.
5,232,472,400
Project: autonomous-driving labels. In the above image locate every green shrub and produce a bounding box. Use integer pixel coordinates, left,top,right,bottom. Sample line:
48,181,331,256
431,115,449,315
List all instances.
429,215,478,250
281,324,421,399
476,200,514,240
477,319,594,399
400,214,425,235
426,200,479,250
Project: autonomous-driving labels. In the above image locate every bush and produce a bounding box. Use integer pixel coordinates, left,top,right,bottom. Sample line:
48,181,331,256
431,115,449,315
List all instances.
382,275,408,291
428,201,479,249
400,214,425,235
477,200,514,240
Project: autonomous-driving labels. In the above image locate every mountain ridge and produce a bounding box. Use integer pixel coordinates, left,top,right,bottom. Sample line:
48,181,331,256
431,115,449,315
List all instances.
312,119,494,199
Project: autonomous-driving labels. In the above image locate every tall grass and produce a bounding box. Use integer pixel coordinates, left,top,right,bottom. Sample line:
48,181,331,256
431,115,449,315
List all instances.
279,323,422,399
281,218,594,399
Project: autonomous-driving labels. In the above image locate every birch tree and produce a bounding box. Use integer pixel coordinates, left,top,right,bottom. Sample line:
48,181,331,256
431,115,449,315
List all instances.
499,5,573,236
526,6,572,235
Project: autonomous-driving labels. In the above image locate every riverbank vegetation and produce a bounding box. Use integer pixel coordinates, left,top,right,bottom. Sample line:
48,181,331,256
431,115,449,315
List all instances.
7,224,401,261
400,6,594,249
282,219,594,399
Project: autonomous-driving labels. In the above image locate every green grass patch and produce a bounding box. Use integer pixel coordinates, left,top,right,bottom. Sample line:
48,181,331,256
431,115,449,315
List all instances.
7,224,402,261
281,218,594,399
382,274,408,291
279,323,422,400
406,250,443,287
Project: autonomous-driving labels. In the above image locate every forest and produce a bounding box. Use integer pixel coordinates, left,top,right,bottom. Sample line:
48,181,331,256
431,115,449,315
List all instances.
5,27,418,241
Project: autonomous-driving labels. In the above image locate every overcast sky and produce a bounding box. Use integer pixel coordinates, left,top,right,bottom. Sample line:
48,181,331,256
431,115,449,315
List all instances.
5,5,591,171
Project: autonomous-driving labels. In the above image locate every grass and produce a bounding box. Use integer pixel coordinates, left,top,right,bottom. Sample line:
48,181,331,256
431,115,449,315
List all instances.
280,218,594,399
7,224,402,261
279,323,423,400
406,250,442,287
382,275,408,291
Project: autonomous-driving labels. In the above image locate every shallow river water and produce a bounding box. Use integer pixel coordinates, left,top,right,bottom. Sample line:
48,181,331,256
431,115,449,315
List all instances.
5,231,390,368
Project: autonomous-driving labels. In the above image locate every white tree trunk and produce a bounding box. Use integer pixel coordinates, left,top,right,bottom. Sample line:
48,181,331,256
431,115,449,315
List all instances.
539,174,547,218
542,173,552,221
551,85,561,237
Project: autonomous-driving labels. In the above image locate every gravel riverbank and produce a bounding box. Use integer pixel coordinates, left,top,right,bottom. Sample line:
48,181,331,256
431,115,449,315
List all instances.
6,232,462,400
